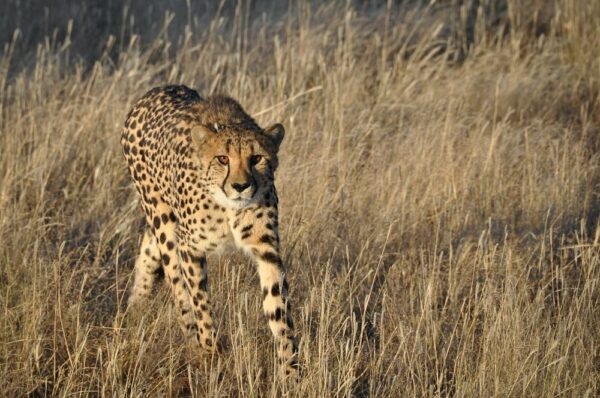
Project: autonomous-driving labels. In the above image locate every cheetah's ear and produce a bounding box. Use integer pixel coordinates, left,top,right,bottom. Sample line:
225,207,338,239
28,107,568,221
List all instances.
263,123,285,151
190,124,214,144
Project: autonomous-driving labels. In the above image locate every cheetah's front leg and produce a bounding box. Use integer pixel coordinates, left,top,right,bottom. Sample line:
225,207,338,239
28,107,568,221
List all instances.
178,242,217,351
233,207,298,378
148,205,199,342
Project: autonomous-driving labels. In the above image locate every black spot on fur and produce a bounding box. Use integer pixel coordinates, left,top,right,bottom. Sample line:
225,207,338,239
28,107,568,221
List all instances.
261,251,280,265
199,278,208,291
271,284,280,297
271,308,283,322
260,234,273,244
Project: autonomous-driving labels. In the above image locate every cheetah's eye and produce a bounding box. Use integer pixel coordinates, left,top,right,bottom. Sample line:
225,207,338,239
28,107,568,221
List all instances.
216,156,229,165
250,155,263,166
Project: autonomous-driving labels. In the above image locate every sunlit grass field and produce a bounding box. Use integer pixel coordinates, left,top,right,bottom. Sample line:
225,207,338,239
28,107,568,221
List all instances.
0,1,599,396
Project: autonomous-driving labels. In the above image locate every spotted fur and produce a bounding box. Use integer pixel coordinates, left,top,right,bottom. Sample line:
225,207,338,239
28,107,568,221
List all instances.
121,85,297,377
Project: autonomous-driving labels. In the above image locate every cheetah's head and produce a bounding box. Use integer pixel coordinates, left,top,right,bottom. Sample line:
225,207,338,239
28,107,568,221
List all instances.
191,122,285,209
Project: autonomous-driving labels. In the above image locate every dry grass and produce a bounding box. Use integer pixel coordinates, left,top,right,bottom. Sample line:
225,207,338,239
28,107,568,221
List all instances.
1,0,599,396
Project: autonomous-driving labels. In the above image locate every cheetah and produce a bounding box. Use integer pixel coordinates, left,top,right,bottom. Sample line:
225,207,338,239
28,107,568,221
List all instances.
121,85,297,377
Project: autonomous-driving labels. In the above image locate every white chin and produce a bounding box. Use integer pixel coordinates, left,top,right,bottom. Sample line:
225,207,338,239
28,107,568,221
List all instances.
211,189,254,210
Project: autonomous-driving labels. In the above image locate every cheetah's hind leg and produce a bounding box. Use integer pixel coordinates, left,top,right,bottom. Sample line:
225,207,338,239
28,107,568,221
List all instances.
127,228,162,310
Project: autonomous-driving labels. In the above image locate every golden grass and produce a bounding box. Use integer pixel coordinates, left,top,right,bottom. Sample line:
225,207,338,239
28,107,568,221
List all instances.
0,0,599,396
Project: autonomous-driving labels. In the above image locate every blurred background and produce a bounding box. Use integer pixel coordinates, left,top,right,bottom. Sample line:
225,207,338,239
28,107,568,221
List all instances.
0,1,561,75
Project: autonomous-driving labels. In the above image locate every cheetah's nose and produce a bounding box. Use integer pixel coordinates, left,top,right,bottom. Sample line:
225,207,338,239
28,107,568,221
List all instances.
231,182,251,193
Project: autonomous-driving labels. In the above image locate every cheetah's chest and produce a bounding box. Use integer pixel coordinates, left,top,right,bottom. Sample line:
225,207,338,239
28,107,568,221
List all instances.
178,206,234,253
